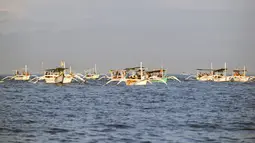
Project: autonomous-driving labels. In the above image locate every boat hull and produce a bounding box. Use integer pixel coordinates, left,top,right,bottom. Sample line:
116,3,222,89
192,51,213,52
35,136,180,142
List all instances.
197,76,213,81
85,74,100,80
125,79,147,86
230,76,250,82
63,75,73,83
14,75,30,81
213,76,230,82
45,75,64,84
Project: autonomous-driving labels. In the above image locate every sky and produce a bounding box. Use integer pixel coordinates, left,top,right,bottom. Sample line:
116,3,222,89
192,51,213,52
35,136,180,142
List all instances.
0,0,254,74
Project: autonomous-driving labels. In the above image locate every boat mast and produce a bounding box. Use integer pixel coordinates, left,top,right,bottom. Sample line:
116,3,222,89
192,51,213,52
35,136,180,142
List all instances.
224,62,227,77
95,64,97,74
211,62,213,75
244,66,246,77
41,62,44,74
140,62,143,80
63,61,66,74
161,63,164,77
25,65,27,73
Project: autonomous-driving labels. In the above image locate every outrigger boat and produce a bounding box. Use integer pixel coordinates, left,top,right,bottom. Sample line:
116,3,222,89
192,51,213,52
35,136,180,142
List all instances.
196,63,230,82
1,65,31,81
103,69,127,85
44,67,66,83
196,69,214,81
212,68,229,82
146,68,181,84
29,61,85,84
84,64,100,80
147,69,168,84
229,66,255,82
104,62,151,86
124,62,150,86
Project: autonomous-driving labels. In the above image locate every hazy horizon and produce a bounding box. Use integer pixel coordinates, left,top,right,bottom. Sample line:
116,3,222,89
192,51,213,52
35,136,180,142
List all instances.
0,0,254,74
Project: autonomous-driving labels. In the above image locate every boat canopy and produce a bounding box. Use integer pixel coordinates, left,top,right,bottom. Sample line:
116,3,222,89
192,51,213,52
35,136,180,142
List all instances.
233,69,247,72
213,68,227,72
45,67,68,72
109,69,125,72
146,69,166,74
124,67,146,71
196,69,214,71
196,68,226,72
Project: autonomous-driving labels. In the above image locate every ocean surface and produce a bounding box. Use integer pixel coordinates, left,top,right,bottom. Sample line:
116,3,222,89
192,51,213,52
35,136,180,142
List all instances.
0,77,255,143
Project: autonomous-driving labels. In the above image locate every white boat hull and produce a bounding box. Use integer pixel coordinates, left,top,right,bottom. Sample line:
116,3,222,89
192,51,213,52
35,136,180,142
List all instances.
85,74,100,80
45,75,64,84
213,76,230,82
14,75,30,81
125,79,147,86
230,76,250,82
63,75,73,83
134,80,147,85
197,76,213,81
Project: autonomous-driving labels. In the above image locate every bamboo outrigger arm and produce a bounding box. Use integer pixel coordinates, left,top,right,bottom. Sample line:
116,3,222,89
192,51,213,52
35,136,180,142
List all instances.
98,74,111,80
184,74,196,80
1,76,14,81
29,75,44,84
73,74,86,83
167,76,181,82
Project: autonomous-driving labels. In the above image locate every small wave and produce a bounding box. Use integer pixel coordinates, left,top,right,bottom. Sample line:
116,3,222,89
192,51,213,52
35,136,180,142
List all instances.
0,127,24,133
188,123,221,130
219,136,239,141
104,123,133,129
44,127,70,134
140,141,152,143
13,119,36,124
66,114,76,118
118,138,136,142
240,127,255,131
202,137,217,142
245,137,255,140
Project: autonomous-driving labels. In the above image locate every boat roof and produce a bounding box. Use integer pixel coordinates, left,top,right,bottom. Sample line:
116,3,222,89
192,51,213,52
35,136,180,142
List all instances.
196,69,214,71
109,69,125,72
233,69,247,72
123,67,146,71
146,69,165,74
196,68,226,72
213,68,227,72
45,67,68,72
